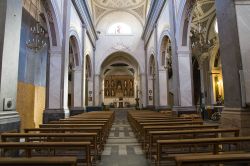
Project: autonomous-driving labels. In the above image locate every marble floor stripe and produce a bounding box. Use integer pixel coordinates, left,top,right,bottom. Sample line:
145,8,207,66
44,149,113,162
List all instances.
102,147,112,155
134,146,143,155
118,144,127,155
97,110,150,166
109,132,115,137
119,132,125,137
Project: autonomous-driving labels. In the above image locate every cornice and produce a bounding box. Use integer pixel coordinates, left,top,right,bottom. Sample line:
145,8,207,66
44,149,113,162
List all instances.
141,0,165,46
72,0,98,47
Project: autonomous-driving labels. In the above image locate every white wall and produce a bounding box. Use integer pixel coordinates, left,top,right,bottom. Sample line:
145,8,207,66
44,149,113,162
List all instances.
94,11,145,106
85,36,94,106
235,1,250,106
95,11,145,74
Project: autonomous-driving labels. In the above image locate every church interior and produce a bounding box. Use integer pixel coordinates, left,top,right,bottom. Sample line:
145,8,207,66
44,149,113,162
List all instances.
0,0,250,165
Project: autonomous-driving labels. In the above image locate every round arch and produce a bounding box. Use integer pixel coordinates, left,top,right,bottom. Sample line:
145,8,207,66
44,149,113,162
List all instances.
176,0,192,47
97,50,143,75
158,29,173,69
69,30,82,66
42,0,62,48
99,51,141,108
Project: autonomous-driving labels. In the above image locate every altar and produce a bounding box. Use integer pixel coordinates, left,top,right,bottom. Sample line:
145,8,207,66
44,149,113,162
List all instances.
103,75,136,107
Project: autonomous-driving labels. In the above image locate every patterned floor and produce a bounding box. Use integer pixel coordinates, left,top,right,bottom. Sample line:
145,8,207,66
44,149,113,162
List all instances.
97,110,150,166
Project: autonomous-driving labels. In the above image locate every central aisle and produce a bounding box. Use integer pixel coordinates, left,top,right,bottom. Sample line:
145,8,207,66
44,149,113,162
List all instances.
97,110,150,166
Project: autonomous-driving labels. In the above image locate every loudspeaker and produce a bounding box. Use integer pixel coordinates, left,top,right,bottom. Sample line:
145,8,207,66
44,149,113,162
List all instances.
4,98,14,111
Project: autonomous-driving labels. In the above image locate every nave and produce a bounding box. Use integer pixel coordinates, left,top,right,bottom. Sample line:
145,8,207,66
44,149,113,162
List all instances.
1,109,250,166
98,110,149,166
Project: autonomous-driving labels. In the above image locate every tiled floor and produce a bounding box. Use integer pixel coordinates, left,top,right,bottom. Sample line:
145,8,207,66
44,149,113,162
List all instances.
97,110,150,166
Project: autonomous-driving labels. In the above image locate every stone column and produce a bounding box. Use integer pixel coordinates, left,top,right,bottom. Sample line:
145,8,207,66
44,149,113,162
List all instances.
46,48,62,109
72,67,82,107
69,66,84,115
92,48,96,106
0,0,22,132
88,79,93,106
144,47,149,107
215,0,250,135
173,48,195,114
98,75,104,106
158,69,168,108
140,73,147,109
169,0,181,106
44,0,71,122
94,74,100,106
81,25,86,109
148,76,154,107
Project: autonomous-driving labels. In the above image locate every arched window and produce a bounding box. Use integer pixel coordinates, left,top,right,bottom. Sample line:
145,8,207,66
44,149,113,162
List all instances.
107,23,132,35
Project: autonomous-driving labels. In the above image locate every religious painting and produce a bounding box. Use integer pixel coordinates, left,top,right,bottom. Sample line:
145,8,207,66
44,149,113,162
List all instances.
124,80,127,87
111,80,114,87
117,80,122,90
105,80,109,87
104,75,134,98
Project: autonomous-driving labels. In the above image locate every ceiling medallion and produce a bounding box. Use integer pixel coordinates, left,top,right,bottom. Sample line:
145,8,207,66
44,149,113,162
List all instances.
93,0,145,9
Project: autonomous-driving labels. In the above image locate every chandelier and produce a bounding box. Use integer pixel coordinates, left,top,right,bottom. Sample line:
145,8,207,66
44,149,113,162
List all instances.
26,0,46,53
190,0,213,53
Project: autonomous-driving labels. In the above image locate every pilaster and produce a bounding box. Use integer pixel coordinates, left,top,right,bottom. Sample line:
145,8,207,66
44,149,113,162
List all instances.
0,0,22,132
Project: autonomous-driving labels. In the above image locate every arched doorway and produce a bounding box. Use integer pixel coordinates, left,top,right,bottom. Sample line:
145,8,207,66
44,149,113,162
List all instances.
181,0,224,108
159,36,174,107
192,57,201,105
210,49,224,104
100,52,140,109
68,36,80,108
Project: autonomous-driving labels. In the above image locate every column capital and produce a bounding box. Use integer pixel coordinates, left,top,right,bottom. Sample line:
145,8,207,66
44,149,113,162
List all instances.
49,48,62,57
139,73,146,76
177,50,192,55
158,68,167,72
72,66,82,72
235,0,250,5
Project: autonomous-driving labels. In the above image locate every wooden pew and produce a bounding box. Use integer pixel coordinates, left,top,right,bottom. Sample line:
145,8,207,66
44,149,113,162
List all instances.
0,157,77,166
141,124,219,150
1,133,99,161
131,119,203,139
135,121,203,143
40,123,109,144
0,142,91,166
175,153,250,166
155,136,250,166
148,128,240,160
24,127,105,151
60,118,112,129
49,120,110,134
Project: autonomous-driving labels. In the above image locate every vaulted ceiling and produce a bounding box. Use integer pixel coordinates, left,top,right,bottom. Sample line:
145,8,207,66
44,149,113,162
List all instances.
90,0,150,26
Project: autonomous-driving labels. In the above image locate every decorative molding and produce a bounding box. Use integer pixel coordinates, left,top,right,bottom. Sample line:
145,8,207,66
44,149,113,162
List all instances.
93,0,145,9
142,0,166,46
94,5,107,19
72,0,98,48
132,5,145,19
235,0,250,5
